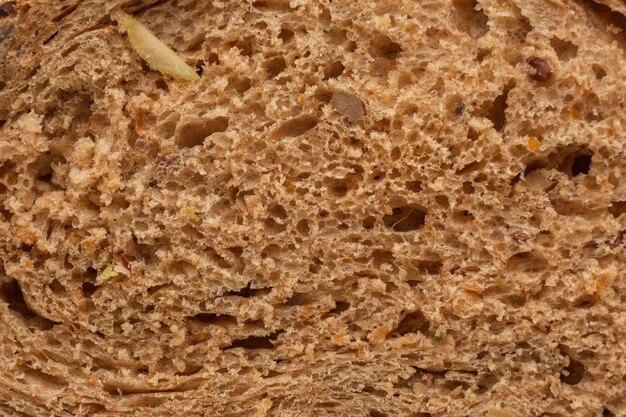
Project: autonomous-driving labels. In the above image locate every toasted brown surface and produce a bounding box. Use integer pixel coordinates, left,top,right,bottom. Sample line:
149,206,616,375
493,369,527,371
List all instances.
0,0,625,416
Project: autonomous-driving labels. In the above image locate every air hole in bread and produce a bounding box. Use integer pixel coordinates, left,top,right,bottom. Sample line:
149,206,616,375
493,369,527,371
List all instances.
284,292,314,306
329,300,350,315
194,60,204,76
522,159,548,181
446,94,465,118
550,37,578,62
207,248,231,269
105,378,201,396
383,205,426,232
505,251,548,272
444,379,471,392
231,36,256,56
139,59,152,74
452,210,474,223
26,64,42,80
476,372,499,393
224,330,283,350
501,294,526,307
585,109,604,123
321,27,345,44
81,282,98,299
362,216,377,230
576,0,626,51
553,147,593,178
295,219,310,235
406,180,422,193
476,48,491,63
273,115,318,138
481,81,515,132
183,32,205,52
147,283,171,295
0,200,13,222
18,364,67,388
189,313,237,326
363,384,386,396
157,115,180,141
572,293,597,308
154,78,169,93
414,258,443,275
488,317,513,334
53,40,76,60
176,117,228,148
261,244,281,259
224,250,244,273
42,30,59,46
227,245,244,259
314,89,333,104
462,181,475,194
211,195,235,215
252,0,293,12
467,127,480,141
54,90,94,126
390,146,401,161
560,355,585,385
592,64,607,80
391,72,411,89
570,154,592,176
0,279,59,330
395,310,429,336
372,249,394,267
181,223,203,240
265,217,287,234
79,403,106,414
268,203,288,219
265,56,287,78
323,61,345,80
51,4,78,22
371,34,403,59
608,201,626,218
435,195,449,208
456,160,485,175
227,76,252,94
177,362,203,377
315,401,342,409
223,282,271,298
368,410,389,417
278,27,294,43
48,279,65,296
451,0,489,39
28,153,56,188
206,53,219,65
325,178,352,198
371,118,391,133
84,267,97,280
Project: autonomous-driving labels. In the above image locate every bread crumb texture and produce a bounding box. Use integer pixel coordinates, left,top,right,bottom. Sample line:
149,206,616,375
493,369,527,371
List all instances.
0,0,625,416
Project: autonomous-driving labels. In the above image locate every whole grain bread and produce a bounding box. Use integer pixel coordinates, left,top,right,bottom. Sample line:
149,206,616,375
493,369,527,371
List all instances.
0,0,625,416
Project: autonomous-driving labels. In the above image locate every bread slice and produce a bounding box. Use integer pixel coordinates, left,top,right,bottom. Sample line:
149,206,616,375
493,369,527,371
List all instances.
1,0,625,415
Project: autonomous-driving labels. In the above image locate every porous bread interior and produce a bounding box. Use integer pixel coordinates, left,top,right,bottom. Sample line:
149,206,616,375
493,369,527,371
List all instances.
0,0,626,416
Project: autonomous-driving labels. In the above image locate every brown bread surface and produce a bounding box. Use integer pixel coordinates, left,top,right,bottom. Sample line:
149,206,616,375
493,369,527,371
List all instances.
0,0,625,416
